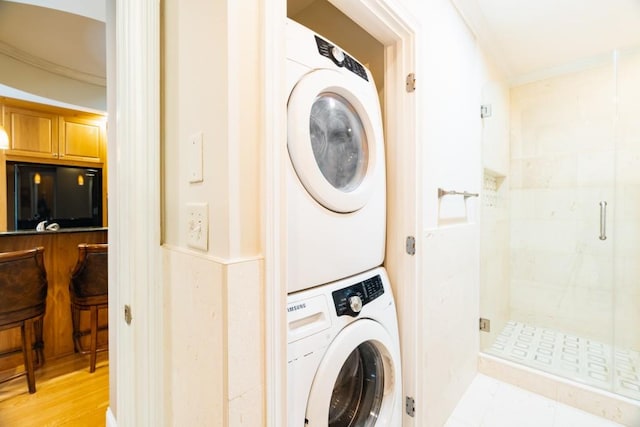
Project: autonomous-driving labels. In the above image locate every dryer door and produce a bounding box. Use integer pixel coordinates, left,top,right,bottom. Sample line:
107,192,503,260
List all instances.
305,319,401,427
288,68,384,213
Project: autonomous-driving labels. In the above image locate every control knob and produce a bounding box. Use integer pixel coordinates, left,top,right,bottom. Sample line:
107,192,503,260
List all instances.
349,295,363,313
331,46,345,64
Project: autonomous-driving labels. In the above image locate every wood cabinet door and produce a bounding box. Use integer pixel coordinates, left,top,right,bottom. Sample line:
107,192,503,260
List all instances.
59,116,104,163
4,106,59,160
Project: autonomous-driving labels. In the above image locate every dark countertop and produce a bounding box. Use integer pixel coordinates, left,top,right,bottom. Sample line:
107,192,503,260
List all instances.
0,227,108,237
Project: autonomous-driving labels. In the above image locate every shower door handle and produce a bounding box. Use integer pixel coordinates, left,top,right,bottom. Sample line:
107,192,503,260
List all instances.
599,201,607,241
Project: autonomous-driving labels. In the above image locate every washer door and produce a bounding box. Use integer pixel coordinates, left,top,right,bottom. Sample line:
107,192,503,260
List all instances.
305,319,400,427
288,69,382,213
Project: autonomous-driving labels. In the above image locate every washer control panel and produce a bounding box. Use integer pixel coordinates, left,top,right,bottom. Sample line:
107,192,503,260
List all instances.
332,274,384,317
314,35,369,81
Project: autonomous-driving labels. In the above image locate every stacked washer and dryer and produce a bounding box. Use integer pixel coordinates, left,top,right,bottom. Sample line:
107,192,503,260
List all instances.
285,19,403,426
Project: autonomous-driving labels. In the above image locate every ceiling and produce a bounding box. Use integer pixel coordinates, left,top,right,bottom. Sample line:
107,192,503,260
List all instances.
452,0,640,80
0,0,105,86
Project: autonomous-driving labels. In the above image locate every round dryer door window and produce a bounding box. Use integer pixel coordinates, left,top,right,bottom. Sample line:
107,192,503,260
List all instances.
305,319,401,427
288,69,384,213
310,93,368,193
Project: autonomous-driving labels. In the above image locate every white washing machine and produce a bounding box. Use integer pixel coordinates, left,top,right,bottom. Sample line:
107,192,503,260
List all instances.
286,19,386,294
287,267,402,426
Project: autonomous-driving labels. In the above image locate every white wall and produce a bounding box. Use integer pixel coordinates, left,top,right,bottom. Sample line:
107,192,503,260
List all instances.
162,0,265,424
414,0,495,424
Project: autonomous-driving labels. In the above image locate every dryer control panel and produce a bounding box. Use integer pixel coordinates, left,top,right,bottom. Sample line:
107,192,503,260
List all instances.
314,35,369,81
332,274,384,317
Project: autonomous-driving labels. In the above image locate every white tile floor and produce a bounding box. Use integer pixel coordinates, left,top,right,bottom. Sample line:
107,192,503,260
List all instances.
445,374,626,427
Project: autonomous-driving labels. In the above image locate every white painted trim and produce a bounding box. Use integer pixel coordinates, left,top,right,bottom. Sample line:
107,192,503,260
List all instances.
111,0,163,425
264,0,287,425
508,47,640,87
106,407,117,427
162,244,263,266
265,1,420,426
328,2,421,425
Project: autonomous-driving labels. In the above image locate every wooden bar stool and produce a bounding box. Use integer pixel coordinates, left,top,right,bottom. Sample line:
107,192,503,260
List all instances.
0,247,48,394
69,243,108,373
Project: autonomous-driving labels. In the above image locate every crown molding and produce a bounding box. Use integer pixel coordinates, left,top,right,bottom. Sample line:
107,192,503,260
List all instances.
0,40,106,87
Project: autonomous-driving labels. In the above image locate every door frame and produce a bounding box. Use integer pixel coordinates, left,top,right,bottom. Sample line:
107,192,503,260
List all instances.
107,0,163,425
264,1,421,425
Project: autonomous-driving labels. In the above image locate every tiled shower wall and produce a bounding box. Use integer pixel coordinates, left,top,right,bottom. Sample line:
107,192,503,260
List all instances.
508,52,640,350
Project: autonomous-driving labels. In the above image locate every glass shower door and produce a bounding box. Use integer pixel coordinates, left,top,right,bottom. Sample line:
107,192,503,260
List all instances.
480,53,624,396
612,48,640,401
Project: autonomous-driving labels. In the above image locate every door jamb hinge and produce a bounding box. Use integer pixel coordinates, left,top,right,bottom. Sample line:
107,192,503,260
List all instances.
406,236,416,255
124,304,132,325
406,395,416,417
479,317,491,332
406,73,416,92
481,104,492,118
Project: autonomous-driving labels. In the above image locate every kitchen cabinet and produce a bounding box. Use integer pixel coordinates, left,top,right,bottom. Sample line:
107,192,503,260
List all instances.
58,115,104,163
3,105,59,160
2,101,105,164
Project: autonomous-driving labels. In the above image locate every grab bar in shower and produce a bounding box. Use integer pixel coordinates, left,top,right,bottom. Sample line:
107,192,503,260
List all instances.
599,201,607,241
438,188,479,199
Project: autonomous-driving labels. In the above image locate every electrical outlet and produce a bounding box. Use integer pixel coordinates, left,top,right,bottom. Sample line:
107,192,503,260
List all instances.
187,203,208,251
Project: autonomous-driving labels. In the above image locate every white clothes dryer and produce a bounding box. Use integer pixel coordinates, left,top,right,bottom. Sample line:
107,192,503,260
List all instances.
287,267,402,427
286,19,386,294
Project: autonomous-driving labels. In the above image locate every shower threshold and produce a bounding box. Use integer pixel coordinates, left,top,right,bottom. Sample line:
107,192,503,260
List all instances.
485,320,640,401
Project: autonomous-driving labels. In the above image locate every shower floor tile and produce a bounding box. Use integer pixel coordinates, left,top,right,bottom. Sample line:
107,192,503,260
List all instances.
486,321,640,401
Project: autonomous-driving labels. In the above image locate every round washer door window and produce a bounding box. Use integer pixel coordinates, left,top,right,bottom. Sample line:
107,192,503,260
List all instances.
288,69,383,213
305,319,401,427
329,341,383,426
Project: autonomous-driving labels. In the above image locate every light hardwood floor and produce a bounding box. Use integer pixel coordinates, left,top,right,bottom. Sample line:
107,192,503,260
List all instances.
0,353,109,426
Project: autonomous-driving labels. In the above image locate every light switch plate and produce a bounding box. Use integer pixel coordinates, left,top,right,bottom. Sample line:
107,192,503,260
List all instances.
187,203,208,251
188,132,203,183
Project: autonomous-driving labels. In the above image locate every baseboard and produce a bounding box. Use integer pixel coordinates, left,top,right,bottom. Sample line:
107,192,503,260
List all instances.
106,407,117,427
